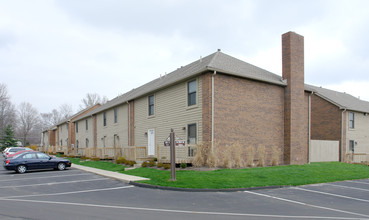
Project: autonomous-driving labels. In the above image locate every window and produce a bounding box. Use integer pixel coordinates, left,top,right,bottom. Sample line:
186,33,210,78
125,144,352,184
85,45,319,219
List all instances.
37,153,50,159
188,80,197,106
86,119,88,130
148,95,155,116
349,112,355,129
86,138,89,148
76,140,79,149
23,153,36,159
103,112,107,126
349,140,355,152
60,140,63,146
76,122,78,133
187,123,197,145
114,108,118,123
66,123,69,130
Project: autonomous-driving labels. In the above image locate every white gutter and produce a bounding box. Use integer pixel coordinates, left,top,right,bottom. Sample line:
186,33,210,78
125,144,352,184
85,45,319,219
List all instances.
341,109,347,162
211,71,216,152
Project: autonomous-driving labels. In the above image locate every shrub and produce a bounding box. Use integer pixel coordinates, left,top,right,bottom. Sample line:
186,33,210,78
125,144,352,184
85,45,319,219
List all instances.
127,160,136,166
163,163,171,169
116,157,127,164
91,157,100,161
157,163,164,168
246,145,255,167
142,161,149,167
180,163,187,169
257,145,265,167
148,160,155,167
271,146,281,166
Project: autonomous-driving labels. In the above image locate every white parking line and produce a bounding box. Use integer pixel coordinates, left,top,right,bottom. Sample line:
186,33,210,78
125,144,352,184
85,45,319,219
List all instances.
325,183,369,192
0,198,364,220
0,178,109,189
244,190,369,218
0,173,92,182
0,185,134,199
346,180,369,185
294,187,369,203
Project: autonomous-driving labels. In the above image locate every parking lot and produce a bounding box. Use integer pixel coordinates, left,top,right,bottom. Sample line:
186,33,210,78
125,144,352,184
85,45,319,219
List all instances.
1,157,369,220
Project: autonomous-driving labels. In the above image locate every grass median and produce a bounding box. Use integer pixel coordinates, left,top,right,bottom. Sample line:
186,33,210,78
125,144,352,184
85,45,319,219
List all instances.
68,158,126,172
124,162,369,188
67,158,369,189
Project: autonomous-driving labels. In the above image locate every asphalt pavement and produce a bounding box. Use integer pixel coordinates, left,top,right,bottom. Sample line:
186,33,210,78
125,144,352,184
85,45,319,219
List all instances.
1,157,369,220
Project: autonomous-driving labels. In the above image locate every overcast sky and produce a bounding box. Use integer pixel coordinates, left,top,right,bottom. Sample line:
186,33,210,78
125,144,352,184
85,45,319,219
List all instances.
1,0,368,114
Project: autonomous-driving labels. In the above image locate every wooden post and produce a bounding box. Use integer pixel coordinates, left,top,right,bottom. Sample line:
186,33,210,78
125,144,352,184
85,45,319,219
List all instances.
170,129,176,181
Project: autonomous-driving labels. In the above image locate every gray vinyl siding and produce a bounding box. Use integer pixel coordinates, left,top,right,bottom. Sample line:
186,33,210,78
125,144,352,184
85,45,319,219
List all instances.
75,117,94,148
58,123,68,147
346,111,369,154
43,132,49,147
134,77,203,155
96,104,128,149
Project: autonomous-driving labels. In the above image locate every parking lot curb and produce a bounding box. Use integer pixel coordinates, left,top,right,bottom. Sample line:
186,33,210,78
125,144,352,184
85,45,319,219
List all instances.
129,181,288,192
72,164,150,183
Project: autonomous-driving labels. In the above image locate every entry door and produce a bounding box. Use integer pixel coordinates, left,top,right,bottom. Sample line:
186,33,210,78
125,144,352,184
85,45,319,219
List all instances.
148,129,155,156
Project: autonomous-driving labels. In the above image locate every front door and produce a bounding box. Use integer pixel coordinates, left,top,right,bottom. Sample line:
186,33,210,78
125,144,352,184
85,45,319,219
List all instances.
148,129,155,156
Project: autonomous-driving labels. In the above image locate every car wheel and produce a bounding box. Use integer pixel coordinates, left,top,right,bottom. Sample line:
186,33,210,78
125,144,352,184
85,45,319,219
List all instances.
17,165,27,174
57,162,66,171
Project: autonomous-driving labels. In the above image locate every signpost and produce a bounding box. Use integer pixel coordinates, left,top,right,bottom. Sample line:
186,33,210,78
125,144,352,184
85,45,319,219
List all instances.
169,129,176,181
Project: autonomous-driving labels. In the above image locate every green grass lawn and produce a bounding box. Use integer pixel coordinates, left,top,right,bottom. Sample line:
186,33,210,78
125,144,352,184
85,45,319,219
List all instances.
66,157,369,189
68,158,126,172
123,162,369,189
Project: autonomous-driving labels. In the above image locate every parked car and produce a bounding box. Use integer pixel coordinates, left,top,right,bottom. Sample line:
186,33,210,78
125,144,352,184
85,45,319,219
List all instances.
3,151,71,173
2,147,13,157
5,147,32,158
6,149,33,159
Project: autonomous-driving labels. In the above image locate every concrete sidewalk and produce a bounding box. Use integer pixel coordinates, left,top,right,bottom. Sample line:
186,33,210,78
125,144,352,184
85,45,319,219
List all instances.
72,164,150,183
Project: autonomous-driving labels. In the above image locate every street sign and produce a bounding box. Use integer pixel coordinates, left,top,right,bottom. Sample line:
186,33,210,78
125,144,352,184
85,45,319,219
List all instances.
164,135,185,147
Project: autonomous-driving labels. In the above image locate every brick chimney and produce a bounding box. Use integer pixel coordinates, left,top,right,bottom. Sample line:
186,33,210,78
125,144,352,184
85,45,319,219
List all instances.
282,31,307,165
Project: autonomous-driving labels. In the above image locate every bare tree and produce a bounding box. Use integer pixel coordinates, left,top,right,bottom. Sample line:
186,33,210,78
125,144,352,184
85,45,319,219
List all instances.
40,109,62,130
59,104,73,120
0,84,16,135
0,83,9,102
79,93,107,110
17,102,40,145
0,100,17,134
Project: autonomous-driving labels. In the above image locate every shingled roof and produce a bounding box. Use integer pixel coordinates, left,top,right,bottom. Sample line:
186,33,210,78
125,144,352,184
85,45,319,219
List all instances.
74,50,286,121
56,104,101,126
305,84,369,113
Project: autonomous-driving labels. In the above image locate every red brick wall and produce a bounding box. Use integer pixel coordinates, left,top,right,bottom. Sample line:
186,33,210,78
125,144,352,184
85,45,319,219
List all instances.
202,72,212,143
56,127,59,146
213,73,285,165
310,94,344,160
282,32,308,164
49,130,56,146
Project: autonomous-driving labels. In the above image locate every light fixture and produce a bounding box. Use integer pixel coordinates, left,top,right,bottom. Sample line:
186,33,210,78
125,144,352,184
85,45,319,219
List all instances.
182,127,186,130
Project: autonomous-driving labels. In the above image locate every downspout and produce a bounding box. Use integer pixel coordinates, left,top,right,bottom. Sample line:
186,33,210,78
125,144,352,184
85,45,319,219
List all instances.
308,92,313,163
341,109,347,162
211,70,216,153
126,101,130,146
